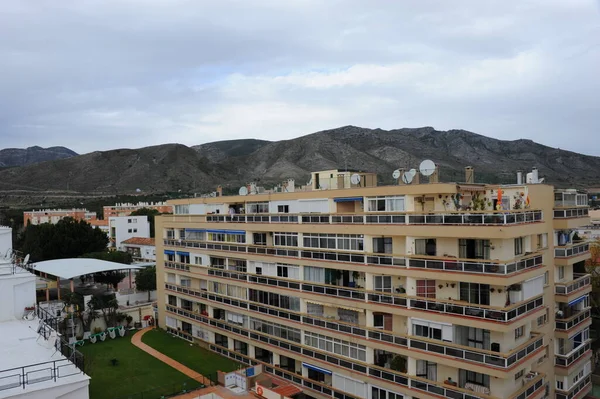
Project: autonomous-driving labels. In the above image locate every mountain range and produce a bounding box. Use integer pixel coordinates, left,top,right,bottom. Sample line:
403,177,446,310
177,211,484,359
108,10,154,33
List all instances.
0,146,78,168
0,126,598,193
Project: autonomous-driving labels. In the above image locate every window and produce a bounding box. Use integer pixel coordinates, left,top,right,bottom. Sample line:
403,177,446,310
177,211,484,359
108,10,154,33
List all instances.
277,264,299,279
459,282,490,305
413,324,442,340
416,280,436,298
366,196,405,212
208,232,246,243
194,256,203,265
304,332,366,361
304,266,325,283
537,233,548,249
514,237,524,255
247,202,269,214
303,233,364,251
373,237,393,254
248,289,300,311
277,205,289,213
415,239,436,256
253,233,267,245
250,318,301,343
372,387,404,399
515,369,524,380
537,313,547,326
558,266,565,280
128,219,132,223
128,229,132,233
273,232,298,247
374,276,392,293
132,219,137,224
180,278,191,288
337,309,359,324
307,303,324,316
556,381,564,390
514,326,524,339
416,360,437,380
460,370,490,388
133,228,137,233
544,271,549,286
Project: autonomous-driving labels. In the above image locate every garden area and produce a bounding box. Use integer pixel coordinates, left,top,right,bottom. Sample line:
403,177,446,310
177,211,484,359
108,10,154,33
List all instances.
141,329,241,378
79,334,201,399
79,329,241,399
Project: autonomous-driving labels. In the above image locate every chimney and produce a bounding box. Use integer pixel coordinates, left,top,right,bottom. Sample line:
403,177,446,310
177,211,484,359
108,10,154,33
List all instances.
517,171,522,185
429,165,439,183
216,185,223,197
286,178,295,193
531,168,538,184
465,166,474,184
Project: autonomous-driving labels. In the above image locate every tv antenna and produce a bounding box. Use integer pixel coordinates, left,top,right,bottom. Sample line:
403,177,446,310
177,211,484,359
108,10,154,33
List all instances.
238,186,248,196
350,174,361,186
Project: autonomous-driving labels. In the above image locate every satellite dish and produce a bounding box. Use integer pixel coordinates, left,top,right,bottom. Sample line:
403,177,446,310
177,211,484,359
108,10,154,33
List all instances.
409,169,417,178
402,171,414,184
350,174,361,185
3,248,12,259
23,254,30,265
419,160,436,176
392,169,401,179
239,187,248,196
538,178,545,183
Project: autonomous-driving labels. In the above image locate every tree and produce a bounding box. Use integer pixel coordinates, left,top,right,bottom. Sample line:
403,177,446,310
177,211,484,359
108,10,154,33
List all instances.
81,251,132,264
135,266,156,302
93,271,127,291
130,208,161,238
63,292,99,333
18,217,108,262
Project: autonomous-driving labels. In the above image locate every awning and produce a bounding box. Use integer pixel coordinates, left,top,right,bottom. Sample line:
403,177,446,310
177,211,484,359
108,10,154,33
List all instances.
569,295,588,306
164,250,175,255
302,362,332,375
177,251,190,257
206,229,246,235
334,197,363,203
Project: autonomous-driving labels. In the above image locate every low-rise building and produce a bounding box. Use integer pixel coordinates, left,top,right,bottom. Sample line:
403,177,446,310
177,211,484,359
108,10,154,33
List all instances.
122,237,156,262
109,216,151,251
23,209,97,225
103,202,172,219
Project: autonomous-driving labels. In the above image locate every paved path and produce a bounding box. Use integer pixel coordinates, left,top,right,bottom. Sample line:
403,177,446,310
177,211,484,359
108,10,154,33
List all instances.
131,327,212,386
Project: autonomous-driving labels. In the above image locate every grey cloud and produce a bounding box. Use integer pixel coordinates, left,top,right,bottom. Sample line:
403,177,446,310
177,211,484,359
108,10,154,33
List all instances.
0,0,599,155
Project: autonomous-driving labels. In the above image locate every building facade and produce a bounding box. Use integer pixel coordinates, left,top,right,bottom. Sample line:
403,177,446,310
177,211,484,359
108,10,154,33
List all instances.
108,216,151,250
156,172,592,399
122,237,156,262
103,202,172,219
23,209,97,225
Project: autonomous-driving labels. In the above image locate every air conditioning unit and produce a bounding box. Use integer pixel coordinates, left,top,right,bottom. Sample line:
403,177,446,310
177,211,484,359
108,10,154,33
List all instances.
491,343,500,352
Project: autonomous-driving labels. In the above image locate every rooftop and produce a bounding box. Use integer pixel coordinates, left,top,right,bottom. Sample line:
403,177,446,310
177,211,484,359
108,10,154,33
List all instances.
0,319,89,397
32,258,149,280
122,237,155,246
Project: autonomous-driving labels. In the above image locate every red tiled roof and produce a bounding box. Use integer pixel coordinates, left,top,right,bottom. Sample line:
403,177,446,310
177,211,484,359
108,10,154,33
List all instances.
122,237,155,246
272,385,302,397
89,219,108,226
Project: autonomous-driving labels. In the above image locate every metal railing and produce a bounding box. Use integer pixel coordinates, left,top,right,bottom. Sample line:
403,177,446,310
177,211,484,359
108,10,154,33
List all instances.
553,208,589,219
554,242,590,258
166,285,545,370
555,341,591,367
555,274,591,295
555,309,591,331
408,253,543,275
205,210,543,226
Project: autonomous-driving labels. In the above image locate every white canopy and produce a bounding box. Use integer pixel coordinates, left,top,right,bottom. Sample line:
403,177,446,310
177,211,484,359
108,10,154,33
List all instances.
32,258,153,280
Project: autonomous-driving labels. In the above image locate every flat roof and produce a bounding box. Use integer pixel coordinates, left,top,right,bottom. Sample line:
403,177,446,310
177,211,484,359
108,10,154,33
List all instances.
32,258,150,280
0,319,89,397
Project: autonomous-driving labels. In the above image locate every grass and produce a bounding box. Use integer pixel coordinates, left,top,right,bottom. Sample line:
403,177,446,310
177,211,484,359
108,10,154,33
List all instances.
79,333,200,399
141,329,241,378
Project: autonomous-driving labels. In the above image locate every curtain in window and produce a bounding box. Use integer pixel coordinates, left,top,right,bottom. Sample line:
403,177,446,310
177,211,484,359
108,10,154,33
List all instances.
416,360,437,380
304,266,325,283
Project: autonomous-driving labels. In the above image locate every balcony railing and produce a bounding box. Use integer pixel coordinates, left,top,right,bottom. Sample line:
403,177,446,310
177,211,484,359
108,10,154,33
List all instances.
201,267,544,324
164,239,543,276
555,374,591,399
555,309,591,331
165,283,545,370
555,341,591,367
204,210,543,226
407,253,543,275
554,242,590,258
555,274,591,295
553,208,589,219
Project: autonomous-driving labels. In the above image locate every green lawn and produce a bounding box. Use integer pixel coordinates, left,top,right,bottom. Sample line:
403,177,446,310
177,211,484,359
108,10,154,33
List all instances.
79,334,201,399
141,329,241,378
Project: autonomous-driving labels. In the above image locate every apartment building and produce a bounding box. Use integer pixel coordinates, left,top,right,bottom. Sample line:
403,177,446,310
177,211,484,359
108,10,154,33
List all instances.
23,209,97,225
103,202,172,219
108,216,150,250
122,237,156,262
156,169,592,399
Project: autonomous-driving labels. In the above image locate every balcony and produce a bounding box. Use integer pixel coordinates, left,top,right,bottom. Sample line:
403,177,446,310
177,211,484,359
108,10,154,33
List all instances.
555,374,591,399
554,242,590,258
555,274,591,302
166,304,541,399
555,309,591,331
204,210,543,226
407,253,543,276
555,341,592,368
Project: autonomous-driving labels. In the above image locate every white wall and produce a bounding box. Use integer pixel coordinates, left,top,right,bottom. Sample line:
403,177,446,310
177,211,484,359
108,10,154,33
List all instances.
0,273,37,322
5,379,90,399
109,216,151,250
0,226,12,256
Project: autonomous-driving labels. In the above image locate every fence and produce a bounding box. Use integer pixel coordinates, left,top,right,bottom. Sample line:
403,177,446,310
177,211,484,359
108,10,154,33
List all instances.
112,378,207,399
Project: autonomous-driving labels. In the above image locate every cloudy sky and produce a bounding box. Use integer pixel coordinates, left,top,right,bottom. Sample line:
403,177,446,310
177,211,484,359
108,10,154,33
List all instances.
1,0,599,155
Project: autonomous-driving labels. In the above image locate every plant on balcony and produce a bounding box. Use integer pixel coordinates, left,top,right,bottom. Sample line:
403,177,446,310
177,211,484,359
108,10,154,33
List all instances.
390,356,407,373
438,284,443,289
489,288,495,293
450,194,461,211
471,193,488,211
